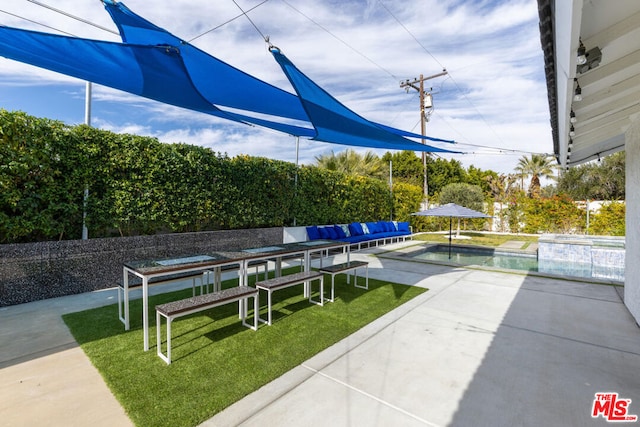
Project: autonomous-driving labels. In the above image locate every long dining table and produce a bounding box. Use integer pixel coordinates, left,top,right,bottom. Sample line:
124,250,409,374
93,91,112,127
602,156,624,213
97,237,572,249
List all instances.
122,240,349,351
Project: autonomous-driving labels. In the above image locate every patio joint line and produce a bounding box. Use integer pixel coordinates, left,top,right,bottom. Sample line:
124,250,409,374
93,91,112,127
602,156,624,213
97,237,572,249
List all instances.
300,363,442,427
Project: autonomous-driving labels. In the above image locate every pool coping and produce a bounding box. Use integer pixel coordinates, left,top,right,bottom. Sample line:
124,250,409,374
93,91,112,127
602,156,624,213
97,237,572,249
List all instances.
376,242,625,287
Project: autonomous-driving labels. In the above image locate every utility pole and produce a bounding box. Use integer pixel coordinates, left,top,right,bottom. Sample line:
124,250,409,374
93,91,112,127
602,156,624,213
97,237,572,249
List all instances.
400,69,447,208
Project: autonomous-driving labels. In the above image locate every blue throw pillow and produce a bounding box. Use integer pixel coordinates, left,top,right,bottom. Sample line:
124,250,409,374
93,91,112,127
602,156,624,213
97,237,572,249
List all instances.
388,221,397,231
398,221,410,232
306,225,320,240
334,225,347,239
377,221,387,232
361,222,370,234
349,222,364,236
364,222,375,234
326,226,338,240
318,226,330,239
340,224,351,237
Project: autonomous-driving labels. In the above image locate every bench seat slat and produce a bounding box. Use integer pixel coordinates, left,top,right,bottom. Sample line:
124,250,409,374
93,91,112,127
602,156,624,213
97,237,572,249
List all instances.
156,286,257,316
255,270,323,290
318,261,369,274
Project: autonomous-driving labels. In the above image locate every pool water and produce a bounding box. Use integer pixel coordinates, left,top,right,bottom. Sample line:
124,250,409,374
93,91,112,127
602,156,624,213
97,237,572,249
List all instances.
409,246,624,282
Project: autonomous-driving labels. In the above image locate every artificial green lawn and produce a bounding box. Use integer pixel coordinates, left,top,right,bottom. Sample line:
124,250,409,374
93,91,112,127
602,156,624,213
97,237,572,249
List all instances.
63,268,427,427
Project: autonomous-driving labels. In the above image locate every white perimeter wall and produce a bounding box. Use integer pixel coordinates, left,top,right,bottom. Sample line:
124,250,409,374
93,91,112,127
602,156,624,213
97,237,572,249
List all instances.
625,117,640,324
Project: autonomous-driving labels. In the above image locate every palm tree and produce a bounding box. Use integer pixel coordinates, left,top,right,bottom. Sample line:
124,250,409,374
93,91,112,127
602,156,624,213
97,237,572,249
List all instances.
485,174,519,231
514,154,557,198
315,149,386,180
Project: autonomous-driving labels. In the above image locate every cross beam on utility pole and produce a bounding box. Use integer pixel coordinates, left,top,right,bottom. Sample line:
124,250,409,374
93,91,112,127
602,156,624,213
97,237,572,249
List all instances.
400,69,447,208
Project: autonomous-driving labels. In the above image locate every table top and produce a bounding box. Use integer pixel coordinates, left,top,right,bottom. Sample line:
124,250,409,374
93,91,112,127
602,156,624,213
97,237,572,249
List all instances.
123,252,241,275
123,240,347,276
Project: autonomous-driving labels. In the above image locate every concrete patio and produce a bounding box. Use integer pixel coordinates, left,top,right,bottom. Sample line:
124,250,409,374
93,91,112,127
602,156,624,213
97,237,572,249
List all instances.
1,241,639,426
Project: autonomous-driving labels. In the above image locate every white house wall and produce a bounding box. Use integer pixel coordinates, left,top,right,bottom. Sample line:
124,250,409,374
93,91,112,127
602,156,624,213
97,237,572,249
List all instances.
625,117,640,324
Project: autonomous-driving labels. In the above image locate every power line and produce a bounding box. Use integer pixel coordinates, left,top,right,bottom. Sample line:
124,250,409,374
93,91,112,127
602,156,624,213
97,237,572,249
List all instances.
377,0,444,70
281,0,398,80
377,0,509,150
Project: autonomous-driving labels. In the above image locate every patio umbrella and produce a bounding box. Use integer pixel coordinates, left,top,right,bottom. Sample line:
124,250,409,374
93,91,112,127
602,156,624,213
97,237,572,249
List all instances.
412,203,492,259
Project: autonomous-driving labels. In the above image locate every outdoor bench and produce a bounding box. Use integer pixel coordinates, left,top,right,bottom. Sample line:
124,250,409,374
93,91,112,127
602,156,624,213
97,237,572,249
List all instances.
319,260,369,302
117,270,207,327
305,221,413,250
255,270,324,325
155,285,258,364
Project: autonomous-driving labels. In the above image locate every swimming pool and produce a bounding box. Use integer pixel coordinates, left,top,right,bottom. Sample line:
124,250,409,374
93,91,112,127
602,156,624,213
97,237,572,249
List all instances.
397,245,624,283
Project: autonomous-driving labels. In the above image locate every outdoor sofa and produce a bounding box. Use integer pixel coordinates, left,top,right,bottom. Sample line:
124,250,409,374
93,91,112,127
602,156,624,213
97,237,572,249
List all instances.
306,221,412,250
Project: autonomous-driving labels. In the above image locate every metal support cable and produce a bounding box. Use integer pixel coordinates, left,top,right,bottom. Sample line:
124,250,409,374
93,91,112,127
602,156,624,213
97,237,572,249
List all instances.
26,0,118,35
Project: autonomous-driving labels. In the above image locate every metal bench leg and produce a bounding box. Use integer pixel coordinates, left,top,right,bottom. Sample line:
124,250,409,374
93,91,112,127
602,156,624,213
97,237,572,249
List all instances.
354,265,369,290
117,286,124,325
329,274,336,302
157,311,172,365
166,317,172,364
309,276,324,306
241,294,259,331
253,293,258,330
156,311,162,360
257,289,272,326
123,274,130,330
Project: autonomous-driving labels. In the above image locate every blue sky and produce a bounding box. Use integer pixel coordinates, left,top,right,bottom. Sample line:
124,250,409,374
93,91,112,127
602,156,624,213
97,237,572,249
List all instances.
0,0,551,175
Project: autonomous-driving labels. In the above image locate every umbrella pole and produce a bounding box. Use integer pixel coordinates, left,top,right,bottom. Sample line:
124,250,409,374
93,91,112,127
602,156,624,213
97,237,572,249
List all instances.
449,216,452,259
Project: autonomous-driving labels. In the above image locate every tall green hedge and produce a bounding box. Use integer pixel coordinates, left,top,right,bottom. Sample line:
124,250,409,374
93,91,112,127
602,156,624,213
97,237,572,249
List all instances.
0,110,404,243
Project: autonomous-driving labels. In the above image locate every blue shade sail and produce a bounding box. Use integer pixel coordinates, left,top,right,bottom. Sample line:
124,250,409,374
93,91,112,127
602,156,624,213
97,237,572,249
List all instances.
0,1,456,152
103,0,311,123
271,47,457,153
0,25,315,136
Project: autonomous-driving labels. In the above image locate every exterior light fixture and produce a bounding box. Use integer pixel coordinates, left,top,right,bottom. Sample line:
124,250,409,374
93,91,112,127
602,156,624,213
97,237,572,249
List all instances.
570,110,577,123
577,46,602,74
569,125,576,137
577,39,587,65
574,79,582,102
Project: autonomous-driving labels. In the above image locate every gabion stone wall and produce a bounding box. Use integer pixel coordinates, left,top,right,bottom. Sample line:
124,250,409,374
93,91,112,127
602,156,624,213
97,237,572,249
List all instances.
0,228,282,307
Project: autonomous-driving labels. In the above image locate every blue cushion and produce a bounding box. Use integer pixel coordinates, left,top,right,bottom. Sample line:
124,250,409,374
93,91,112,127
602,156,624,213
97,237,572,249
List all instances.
334,225,347,239
397,221,410,232
349,222,364,236
339,224,351,237
318,226,330,239
326,226,338,240
366,222,378,234
377,221,387,232
388,221,397,231
361,222,370,234
306,225,320,240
